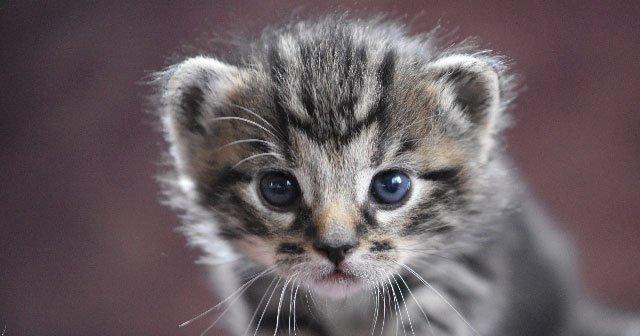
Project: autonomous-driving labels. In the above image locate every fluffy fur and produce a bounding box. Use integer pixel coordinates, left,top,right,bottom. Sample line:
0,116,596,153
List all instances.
153,16,639,335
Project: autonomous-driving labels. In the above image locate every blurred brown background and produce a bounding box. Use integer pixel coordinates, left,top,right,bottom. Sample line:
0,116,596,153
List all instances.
1,1,639,335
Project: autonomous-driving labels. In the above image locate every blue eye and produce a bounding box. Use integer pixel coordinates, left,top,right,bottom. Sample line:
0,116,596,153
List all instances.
259,172,299,207
371,171,411,205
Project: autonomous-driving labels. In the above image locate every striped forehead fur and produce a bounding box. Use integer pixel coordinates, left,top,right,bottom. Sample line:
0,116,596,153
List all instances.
251,19,440,139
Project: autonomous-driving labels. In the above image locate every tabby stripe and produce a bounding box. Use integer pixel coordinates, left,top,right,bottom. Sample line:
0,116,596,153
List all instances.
287,205,312,235
199,166,251,204
419,167,461,182
372,49,396,122
299,41,317,119
277,243,304,254
370,240,392,252
370,49,396,165
401,194,442,236
267,45,295,162
401,181,466,236
393,136,419,158
361,206,379,228
402,214,438,236
228,194,271,236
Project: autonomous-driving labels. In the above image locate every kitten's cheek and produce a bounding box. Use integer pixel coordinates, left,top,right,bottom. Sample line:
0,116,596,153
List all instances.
394,250,411,264
229,237,276,266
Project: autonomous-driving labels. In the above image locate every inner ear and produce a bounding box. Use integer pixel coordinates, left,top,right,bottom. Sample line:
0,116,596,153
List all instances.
155,56,242,176
179,85,207,135
428,54,501,126
159,56,240,136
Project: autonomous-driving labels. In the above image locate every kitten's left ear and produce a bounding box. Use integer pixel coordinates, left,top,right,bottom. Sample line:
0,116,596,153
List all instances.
428,54,503,132
155,56,241,179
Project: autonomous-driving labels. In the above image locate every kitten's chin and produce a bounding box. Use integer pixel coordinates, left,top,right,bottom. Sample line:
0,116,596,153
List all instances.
310,270,363,299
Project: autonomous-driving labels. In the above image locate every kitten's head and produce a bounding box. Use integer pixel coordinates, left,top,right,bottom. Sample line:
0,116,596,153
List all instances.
156,19,513,298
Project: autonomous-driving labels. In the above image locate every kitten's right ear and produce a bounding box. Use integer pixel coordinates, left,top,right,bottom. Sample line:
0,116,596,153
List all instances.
156,56,240,175
426,54,509,163
427,54,502,129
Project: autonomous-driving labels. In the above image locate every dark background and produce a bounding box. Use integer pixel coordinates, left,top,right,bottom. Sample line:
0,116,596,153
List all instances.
1,1,639,335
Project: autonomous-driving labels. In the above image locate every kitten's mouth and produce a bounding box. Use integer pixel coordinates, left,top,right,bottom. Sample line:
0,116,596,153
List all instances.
320,269,353,282
311,268,362,298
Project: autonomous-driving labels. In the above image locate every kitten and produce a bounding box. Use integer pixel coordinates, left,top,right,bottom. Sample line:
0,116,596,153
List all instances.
154,17,639,336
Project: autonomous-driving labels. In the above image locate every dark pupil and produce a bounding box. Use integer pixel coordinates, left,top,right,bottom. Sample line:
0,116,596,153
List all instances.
381,175,403,193
372,171,410,204
260,173,297,206
267,178,291,194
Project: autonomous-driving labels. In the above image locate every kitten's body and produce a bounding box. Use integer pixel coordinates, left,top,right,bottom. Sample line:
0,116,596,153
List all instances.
155,17,639,335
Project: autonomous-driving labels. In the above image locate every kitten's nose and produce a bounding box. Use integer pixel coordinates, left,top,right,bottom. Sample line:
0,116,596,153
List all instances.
313,240,357,265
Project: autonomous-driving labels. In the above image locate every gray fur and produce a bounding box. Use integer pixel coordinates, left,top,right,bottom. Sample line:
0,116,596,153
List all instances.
153,16,639,335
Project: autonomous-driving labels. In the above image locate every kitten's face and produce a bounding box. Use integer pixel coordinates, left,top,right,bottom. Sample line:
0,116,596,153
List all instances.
230,125,466,298
159,24,504,298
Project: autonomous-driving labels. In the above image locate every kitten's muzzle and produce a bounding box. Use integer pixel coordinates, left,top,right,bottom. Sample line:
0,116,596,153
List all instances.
311,203,359,265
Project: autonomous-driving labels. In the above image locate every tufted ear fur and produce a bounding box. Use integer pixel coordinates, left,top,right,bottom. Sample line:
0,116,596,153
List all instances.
156,56,241,179
427,54,505,160
429,54,501,128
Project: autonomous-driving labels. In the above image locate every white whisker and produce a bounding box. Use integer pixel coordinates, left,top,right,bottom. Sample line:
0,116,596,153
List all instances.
386,274,405,336
398,263,482,336
371,281,380,336
274,273,297,336
396,271,437,336
253,277,282,336
288,275,295,335
180,266,274,328
210,116,277,138
303,291,317,322
379,282,387,336
243,276,277,336
233,152,283,169
198,294,242,336
229,103,279,133
216,139,275,152
292,279,301,335
198,272,267,336
390,280,400,336
391,273,415,336
307,290,319,312
382,273,403,336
